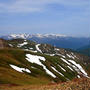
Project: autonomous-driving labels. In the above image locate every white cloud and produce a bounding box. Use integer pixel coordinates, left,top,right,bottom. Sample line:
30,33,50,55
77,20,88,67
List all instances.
0,0,89,13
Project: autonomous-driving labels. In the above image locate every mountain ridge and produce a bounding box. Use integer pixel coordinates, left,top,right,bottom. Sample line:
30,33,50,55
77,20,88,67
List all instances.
0,34,90,50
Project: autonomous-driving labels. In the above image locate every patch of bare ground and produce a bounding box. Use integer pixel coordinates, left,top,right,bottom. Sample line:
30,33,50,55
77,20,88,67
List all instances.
0,78,90,90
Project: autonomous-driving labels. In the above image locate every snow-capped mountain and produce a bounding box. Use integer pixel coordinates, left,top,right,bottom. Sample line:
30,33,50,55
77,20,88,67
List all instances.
1,33,67,39
0,34,90,50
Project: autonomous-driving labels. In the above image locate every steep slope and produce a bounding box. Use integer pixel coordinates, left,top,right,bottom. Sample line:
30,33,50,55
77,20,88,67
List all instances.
0,39,90,85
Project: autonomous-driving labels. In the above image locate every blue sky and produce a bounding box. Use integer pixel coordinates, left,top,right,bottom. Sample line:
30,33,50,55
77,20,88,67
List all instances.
0,0,90,37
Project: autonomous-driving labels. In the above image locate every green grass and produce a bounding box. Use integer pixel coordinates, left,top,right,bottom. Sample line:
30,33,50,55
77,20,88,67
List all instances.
0,49,51,85
0,48,90,85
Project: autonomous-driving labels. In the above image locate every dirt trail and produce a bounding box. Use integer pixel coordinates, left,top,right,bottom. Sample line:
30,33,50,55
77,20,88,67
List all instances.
0,39,4,49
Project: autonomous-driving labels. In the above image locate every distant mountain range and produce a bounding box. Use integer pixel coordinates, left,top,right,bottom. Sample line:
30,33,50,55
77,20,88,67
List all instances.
0,34,90,50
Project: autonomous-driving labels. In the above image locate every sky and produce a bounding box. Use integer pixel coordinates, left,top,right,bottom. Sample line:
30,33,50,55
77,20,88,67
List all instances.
0,0,90,37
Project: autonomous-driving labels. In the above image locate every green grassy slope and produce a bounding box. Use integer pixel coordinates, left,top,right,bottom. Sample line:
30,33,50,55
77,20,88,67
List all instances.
0,49,52,85
0,48,90,85
0,39,90,85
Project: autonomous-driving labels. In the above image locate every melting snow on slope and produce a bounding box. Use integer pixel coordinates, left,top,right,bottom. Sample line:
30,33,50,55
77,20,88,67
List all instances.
51,66,64,76
54,48,60,51
29,48,33,50
56,54,65,58
58,65,66,72
26,54,45,65
67,66,74,71
66,54,75,59
26,54,56,78
71,53,77,58
29,50,38,53
45,53,55,56
17,42,28,47
68,60,88,77
9,44,13,47
60,58,89,78
61,58,70,65
77,75,80,78
10,65,31,73
35,44,42,53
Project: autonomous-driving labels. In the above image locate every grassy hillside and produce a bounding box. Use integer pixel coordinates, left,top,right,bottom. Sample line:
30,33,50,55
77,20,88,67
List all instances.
0,39,90,85
0,48,90,85
0,49,52,85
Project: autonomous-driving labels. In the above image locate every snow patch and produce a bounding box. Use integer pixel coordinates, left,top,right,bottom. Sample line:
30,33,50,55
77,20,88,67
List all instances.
45,54,55,56
26,54,56,78
36,44,42,53
61,58,70,65
30,50,38,53
9,44,13,47
29,48,33,50
56,54,65,58
58,65,66,72
61,58,88,78
10,64,31,73
55,48,60,51
67,66,74,71
77,75,80,78
17,42,28,47
26,54,45,65
51,66,64,77
68,60,88,77
67,54,75,59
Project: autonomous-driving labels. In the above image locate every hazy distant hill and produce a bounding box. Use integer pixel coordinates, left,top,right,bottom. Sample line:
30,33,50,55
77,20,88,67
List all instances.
77,44,90,56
